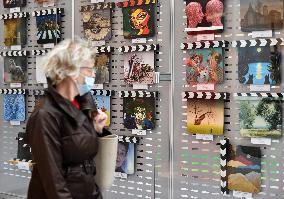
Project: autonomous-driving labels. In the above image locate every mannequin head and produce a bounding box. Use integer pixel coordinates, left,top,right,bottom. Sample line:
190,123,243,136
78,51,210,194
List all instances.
205,0,224,26
186,2,204,28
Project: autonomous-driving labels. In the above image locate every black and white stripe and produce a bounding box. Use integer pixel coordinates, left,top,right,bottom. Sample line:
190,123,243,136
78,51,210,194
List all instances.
32,50,50,56
91,90,115,96
80,2,115,11
232,38,284,48
234,93,284,99
183,92,229,100
117,0,156,8
94,46,114,54
119,91,158,98
181,40,229,50
0,51,28,57
118,136,139,144
37,29,61,41
32,8,64,17
0,12,29,20
220,138,229,195
0,89,26,95
32,90,45,96
118,44,159,53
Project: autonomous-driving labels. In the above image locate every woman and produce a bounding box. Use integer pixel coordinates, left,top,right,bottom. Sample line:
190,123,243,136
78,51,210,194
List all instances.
27,38,110,199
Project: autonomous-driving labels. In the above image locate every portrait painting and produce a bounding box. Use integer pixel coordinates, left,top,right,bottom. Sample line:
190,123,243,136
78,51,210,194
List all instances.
3,0,26,8
240,0,283,32
115,142,135,175
4,18,27,47
227,145,261,193
123,97,155,130
94,53,110,84
122,4,155,39
238,47,281,85
4,56,27,83
187,98,224,135
3,94,26,121
92,95,111,127
17,132,32,161
186,47,224,85
124,51,155,85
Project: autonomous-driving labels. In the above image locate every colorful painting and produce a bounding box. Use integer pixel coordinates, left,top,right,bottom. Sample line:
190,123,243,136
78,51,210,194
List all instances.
92,95,111,127
3,94,26,121
115,142,135,175
4,56,27,83
3,0,26,8
185,0,224,32
122,4,155,39
36,14,62,44
94,53,110,84
186,48,224,84
227,145,261,193
124,51,155,85
4,18,27,46
123,97,155,130
238,47,281,85
81,9,112,41
240,0,283,32
187,98,224,135
240,98,282,138
36,56,47,84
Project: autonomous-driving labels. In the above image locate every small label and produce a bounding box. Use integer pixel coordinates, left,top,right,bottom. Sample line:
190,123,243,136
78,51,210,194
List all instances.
133,84,149,90
10,7,20,13
132,129,147,135
43,1,55,7
154,72,160,83
197,34,215,41
11,45,21,51
251,138,271,146
132,38,147,44
91,0,104,3
10,83,21,88
195,134,213,141
93,84,104,90
92,41,106,47
43,43,55,49
197,83,215,91
252,30,273,38
43,83,48,88
10,121,21,126
114,172,121,178
17,162,30,171
250,84,271,92
233,191,253,199
121,173,127,179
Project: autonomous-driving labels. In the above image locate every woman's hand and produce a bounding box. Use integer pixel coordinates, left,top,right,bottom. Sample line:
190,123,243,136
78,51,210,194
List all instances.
93,109,108,133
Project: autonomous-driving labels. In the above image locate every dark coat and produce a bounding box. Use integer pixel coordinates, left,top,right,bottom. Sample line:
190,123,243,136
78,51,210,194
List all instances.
27,83,110,199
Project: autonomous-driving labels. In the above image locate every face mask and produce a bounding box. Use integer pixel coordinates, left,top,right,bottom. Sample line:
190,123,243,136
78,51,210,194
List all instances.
77,75,95,96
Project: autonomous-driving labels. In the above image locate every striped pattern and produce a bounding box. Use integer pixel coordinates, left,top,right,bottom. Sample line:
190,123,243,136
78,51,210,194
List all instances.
181,40,229,50
0,51,28,57
118,136,139,143
232,38,284,48
91,90,115,96
33,90,45,96
0,89,26,95
234,93,284,99
37,29,61,42
32,50,50,56
94,46,114,54
80,2,115,11
117,0,156,8
118,44,159,52
119,91,158,98
183,92,229,100
32,8,64,17
0,12,29,20
220,138,229,195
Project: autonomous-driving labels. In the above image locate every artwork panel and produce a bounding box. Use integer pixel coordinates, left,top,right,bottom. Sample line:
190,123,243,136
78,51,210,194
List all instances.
4,56,27,83
3,94,26,121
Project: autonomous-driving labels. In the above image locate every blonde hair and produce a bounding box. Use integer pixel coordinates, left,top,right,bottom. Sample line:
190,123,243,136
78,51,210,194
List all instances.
42,38,95,85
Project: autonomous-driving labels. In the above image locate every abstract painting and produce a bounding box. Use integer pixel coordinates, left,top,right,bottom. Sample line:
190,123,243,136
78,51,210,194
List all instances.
240,0,283,31
227,145,261,193
94,53,110,84
36,56,47,84
3,94,25,121
17,132,32,161
115,142,135,175
187,98,224,135
3,0,26,8
4,18,27,46
124,51,155,85
238,46,281,85
4,56,27,83
92,95,111,127
186,48,224,84
123,97,155,130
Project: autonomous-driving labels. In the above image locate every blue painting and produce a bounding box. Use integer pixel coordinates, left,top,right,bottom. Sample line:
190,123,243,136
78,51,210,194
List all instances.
92,95,111,126
3,94,25,121
115,142,135,175
245,62,274,85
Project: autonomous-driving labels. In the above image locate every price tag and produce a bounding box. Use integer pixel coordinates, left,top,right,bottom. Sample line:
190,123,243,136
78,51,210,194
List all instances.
11,45,21,51
92,41,106,47
91,0,104,3
114,172,121,178
17,162,30,171
93,84,104,90
10,121,21,126
10,7,20,13
43,43,55,49
251,138,271,146
233,191,253,199
197,34,215,41
133,84,148,90
197,83,215,91
10,83,22,88
250,84,271,92
120,173,127,179
132,38,147,44
195,134,213,141
252,30,272,38
132,129,147,135
43,1,55,7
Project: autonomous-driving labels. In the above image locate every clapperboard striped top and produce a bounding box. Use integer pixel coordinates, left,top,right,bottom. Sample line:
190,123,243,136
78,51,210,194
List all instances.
234,93,284,100
118,136,139,143
0,12,29,20
232,38,284,48
0,89,26,95
181,40,229,50
183,92,229,100
32,50,50,56
80,2,115,11
33,90,45,96
90,90,115,96
94,46,114,54
119,91,158,98
117,0,156,8
0,51,29,57
32,8,64,17
220,138,229,195
118,44,159,52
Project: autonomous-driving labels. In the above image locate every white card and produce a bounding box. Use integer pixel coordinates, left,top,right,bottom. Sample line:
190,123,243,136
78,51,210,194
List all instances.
251,137,271,146
154,72,160,83
114,172,121,178
10,83,22,88
10,7,20,13
197,34,215,41
120,173,128,179
133,84,149,90
91,0,104,3
17,162,30,171
250,84,271,92
93,84,104,90
197,83,215,91
43,43,55,49
132,38,147,44
132,129,147,135
92,41,106,47
10,121,21,126
11,45,21,51
195,134,213,141
43,1,55,7
252,30,272,38
233,191,253,199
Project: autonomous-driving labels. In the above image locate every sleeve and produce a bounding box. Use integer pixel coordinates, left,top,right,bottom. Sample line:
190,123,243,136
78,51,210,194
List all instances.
98,128,112,137
27,110,73,199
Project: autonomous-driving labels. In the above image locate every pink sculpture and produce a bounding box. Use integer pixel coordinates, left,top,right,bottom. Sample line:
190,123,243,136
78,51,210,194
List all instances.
205,0,224,26
185,2,204,28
